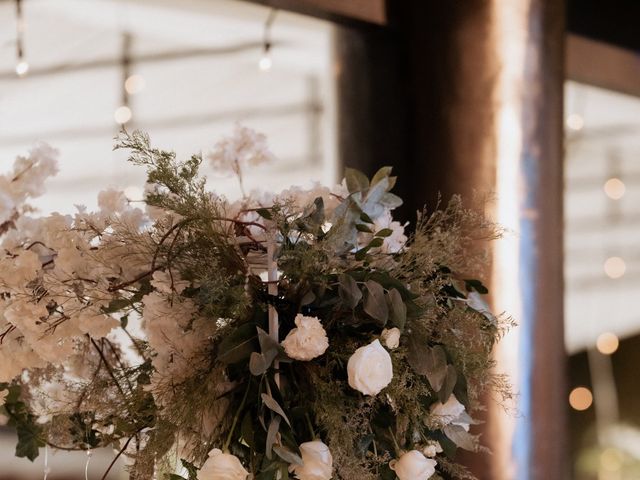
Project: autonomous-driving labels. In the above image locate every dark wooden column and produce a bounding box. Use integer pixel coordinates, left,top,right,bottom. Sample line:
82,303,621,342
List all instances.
336,1,567,479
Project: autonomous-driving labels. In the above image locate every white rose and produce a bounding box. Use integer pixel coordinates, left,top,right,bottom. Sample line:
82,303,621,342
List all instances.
430,395,470,430
289,440,333,480
381,327,401,349
197,448,248,480
390,450,437,480
281,314,329,361
347,339,393,396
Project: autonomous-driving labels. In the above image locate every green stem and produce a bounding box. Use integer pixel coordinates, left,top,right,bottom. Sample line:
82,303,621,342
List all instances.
223,380,251,451
305,413,316,439
388,426,401,456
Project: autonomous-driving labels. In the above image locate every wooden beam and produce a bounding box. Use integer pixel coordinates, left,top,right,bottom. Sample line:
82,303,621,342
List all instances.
336,1,567,478
567,34,640,97
240,0,387,25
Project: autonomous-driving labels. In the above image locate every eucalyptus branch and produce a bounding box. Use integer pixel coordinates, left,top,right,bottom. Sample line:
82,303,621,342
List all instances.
223,380,251,452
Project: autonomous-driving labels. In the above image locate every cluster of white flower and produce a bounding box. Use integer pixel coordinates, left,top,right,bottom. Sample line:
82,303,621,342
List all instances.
207,124,275,176
0,143,58,225
0,151,154,383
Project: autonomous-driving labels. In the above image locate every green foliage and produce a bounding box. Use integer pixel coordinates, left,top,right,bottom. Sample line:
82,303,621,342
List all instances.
9,134,509,480
3,384,45,461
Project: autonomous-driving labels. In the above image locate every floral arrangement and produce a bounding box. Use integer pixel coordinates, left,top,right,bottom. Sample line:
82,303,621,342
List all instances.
0,126,511,480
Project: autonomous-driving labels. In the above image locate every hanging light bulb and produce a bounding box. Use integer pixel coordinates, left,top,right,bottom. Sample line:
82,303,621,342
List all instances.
15,60,29,77
259,47,272,72
125,73,145,94
15,0,28,78
114,105,132,125
258,9,277,72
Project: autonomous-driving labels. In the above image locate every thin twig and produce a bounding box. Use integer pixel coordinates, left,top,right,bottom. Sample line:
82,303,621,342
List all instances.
100,436,134,480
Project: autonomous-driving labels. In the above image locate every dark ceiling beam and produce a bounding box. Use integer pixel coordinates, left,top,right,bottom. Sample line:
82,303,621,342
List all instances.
567,0,640,53
239,0,387,26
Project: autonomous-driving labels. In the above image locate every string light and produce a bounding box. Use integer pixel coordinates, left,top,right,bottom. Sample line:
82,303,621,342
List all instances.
15,0,28,78
15,60,29,77
603,256,626,279
566,113,584,132
569,386,593,411
258,9,277,72
114,105,132,124
603,177,625,200
125,73,145,94
596,332,619,355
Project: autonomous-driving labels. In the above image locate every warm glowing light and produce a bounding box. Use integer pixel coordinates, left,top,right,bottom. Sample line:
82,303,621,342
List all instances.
125,74,146,94
258,54,272,72
569,387,593,411
603,178,625,200
596,332,619,355
566,113,584,131
15,60,29,77
600,448,623,472
604,256,626,279
124,185,143,200
114,106,132,125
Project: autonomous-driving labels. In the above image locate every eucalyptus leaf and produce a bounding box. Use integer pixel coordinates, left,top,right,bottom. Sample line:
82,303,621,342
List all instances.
217,322,258,364
371,166,393,186
407,341,447,392
368,237,384,249
355,223,373,233
438,365,458,403
380,192,403,209
345,168,370,193
249,352,268,376
266,416,281,459
443,425,477,451
339,274,363,309
363,280,388,325
300,290,315,306
256,208,273,220
261,394,291,427
273,445,303,466
256,327,280,367
375,228,393,238
387,288,407,330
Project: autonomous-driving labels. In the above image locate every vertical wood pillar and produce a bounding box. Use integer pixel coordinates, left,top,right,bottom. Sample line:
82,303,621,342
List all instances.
335,1,567,478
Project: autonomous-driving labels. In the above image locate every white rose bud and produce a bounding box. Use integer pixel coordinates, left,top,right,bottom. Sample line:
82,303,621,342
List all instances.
422,442,442,458
289,440,333,480
430,395,470,430
390,450,437,480
380,327,401,349
197,448,249,480
281,314,329,361
347,339,393,396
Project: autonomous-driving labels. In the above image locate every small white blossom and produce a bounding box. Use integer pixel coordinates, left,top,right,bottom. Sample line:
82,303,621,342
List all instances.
380,327,401,349
422,441,443,458
207,125,274,175
281,314,329,361
97,189,128,215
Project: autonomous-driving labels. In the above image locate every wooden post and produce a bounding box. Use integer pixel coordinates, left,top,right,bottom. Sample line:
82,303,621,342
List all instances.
336,1,567,478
